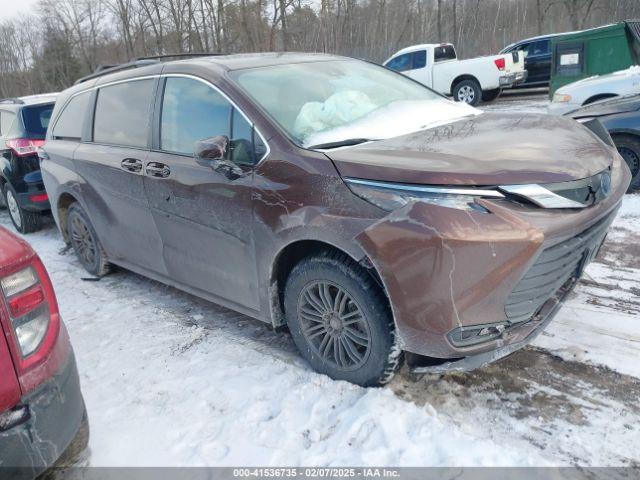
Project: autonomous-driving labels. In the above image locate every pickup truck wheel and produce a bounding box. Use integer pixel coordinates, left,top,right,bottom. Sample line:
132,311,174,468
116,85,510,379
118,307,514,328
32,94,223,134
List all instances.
453,79,481,106
482,88,501,102
613,135,640,191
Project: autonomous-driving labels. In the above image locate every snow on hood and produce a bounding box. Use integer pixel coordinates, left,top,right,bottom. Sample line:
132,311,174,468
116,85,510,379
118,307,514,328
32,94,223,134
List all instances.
565,65,640,89
299,94,480,148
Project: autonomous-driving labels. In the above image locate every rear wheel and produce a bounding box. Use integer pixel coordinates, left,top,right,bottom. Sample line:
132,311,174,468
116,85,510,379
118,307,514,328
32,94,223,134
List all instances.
3,184,42,234
67,203,111,276
613,135,640,192
453,79,481,106
284,251,402,386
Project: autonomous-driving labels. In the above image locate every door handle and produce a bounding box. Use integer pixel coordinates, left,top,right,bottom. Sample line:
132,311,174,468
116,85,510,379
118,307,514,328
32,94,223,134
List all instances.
121,158,142,173
145,162,171,178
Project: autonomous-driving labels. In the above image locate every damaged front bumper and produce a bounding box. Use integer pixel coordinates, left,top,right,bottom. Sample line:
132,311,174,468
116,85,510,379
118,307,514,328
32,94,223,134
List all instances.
0,350,87,479
356,154,630,366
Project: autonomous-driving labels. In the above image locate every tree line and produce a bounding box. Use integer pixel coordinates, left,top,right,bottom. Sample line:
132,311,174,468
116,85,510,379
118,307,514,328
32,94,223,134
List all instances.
0,0,638,98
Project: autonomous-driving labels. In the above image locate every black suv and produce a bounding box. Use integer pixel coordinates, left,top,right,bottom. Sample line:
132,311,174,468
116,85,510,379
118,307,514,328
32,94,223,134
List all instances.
0,95,57,233
500,34,560,88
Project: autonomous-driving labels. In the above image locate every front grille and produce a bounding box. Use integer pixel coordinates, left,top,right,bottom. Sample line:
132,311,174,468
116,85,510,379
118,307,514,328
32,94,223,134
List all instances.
505,212,615,322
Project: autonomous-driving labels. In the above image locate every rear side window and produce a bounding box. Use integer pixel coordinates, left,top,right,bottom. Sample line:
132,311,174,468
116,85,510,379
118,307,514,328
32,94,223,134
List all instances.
94,79,154,148
385,53,412,72
0,111,16,137
434,45,456,62
412,50,427,69
52,92,91,140
22,104,54,138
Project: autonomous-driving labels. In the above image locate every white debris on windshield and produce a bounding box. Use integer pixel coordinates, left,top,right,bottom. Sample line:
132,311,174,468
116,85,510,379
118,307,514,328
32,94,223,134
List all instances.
303,98,481,148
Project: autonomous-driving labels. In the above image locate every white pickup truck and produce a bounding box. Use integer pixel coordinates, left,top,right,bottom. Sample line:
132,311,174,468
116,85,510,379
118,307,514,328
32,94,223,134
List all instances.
383,43,527,106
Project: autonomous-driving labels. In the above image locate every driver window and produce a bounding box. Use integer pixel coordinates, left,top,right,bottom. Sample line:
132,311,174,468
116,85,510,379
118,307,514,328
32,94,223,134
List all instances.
160,77,231,156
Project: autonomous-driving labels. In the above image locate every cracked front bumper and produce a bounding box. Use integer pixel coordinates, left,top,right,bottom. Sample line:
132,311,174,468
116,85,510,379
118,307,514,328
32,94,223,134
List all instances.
356,154,630,362
0,350,86,478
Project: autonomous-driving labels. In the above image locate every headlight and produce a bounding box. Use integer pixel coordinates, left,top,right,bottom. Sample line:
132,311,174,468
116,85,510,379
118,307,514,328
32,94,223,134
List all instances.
345,178,504,212
553,93,572,103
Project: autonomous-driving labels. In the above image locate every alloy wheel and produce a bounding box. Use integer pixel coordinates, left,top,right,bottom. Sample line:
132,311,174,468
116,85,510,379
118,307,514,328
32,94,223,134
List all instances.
297,281,371,371
70,215,97,267
6,190,22,229
457,85,475,104
619,146,640,177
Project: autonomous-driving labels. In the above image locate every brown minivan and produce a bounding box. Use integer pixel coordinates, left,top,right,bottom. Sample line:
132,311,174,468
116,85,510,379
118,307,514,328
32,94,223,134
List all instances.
41,53,631,386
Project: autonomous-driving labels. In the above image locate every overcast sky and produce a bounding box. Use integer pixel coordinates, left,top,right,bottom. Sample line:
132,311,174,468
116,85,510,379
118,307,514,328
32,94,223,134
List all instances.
0,0,39,21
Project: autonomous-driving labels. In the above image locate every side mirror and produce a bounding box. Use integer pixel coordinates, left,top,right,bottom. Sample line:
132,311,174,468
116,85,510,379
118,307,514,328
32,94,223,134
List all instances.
194,135,245,180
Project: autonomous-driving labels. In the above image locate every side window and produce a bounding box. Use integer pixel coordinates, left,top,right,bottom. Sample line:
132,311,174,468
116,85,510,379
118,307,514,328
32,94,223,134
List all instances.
94,79,154,148
160,77,263,164
520,43,531,57
385,53,412,72
531,40,550,56
0,111,15,137
433,45,457,62
412,50,427,70
160,77,230,156
52,92,91,140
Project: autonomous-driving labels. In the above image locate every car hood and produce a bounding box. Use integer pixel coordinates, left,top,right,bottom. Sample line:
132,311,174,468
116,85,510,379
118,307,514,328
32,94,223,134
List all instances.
568,94,640,118
558,66,640,95
326,112,614,185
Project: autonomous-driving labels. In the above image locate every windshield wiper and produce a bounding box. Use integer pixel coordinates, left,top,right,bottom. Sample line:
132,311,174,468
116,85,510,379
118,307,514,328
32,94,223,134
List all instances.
308,138,374,150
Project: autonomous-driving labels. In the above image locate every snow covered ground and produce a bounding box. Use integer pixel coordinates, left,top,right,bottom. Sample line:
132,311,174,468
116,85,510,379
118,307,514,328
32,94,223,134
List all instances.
3,93,640,468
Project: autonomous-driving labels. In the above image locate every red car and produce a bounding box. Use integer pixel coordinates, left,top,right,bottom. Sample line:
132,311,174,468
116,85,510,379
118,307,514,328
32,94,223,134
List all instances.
0,226,87,477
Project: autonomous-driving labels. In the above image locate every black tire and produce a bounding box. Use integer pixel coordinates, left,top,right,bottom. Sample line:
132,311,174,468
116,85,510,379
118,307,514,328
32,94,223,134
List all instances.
3,183,42,234
452,79,481,106
284,251,403,386
613,135,640,192
481,88,502,102
67,203,111,276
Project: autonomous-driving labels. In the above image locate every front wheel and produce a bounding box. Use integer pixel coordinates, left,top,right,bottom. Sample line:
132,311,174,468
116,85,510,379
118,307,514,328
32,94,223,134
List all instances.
453,79,482,106
3,184,42,234
613,135,640,192
284,251,403,386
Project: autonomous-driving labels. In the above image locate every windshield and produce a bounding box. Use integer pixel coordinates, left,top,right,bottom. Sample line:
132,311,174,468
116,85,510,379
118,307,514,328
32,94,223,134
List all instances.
230,60,479,148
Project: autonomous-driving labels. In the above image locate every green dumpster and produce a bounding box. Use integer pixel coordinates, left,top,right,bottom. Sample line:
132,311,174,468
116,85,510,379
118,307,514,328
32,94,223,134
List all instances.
549,21,640,97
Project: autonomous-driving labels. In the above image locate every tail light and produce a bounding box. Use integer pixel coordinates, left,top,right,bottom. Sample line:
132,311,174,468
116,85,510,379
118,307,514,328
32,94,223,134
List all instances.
494,58,506,71
0,255,66,394
5,139,45,157
28,193,49,203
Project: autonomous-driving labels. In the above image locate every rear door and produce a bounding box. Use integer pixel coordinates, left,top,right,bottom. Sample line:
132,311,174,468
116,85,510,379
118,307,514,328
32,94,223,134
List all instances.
73,78,167,275
143,75,262,309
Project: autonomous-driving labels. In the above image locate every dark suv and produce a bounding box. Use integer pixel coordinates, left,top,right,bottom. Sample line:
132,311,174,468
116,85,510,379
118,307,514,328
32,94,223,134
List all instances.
0,95,56,233
500,34,560,88
41,54,629,386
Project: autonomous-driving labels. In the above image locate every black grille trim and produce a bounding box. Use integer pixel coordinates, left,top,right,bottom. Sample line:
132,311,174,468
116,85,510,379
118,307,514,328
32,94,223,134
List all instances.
505,211,615,322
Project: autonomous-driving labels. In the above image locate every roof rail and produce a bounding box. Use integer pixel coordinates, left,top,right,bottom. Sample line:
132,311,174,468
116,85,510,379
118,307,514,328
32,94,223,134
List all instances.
135,52,222,61
74,59,160,85
0,98,25,105
74,52,223,85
